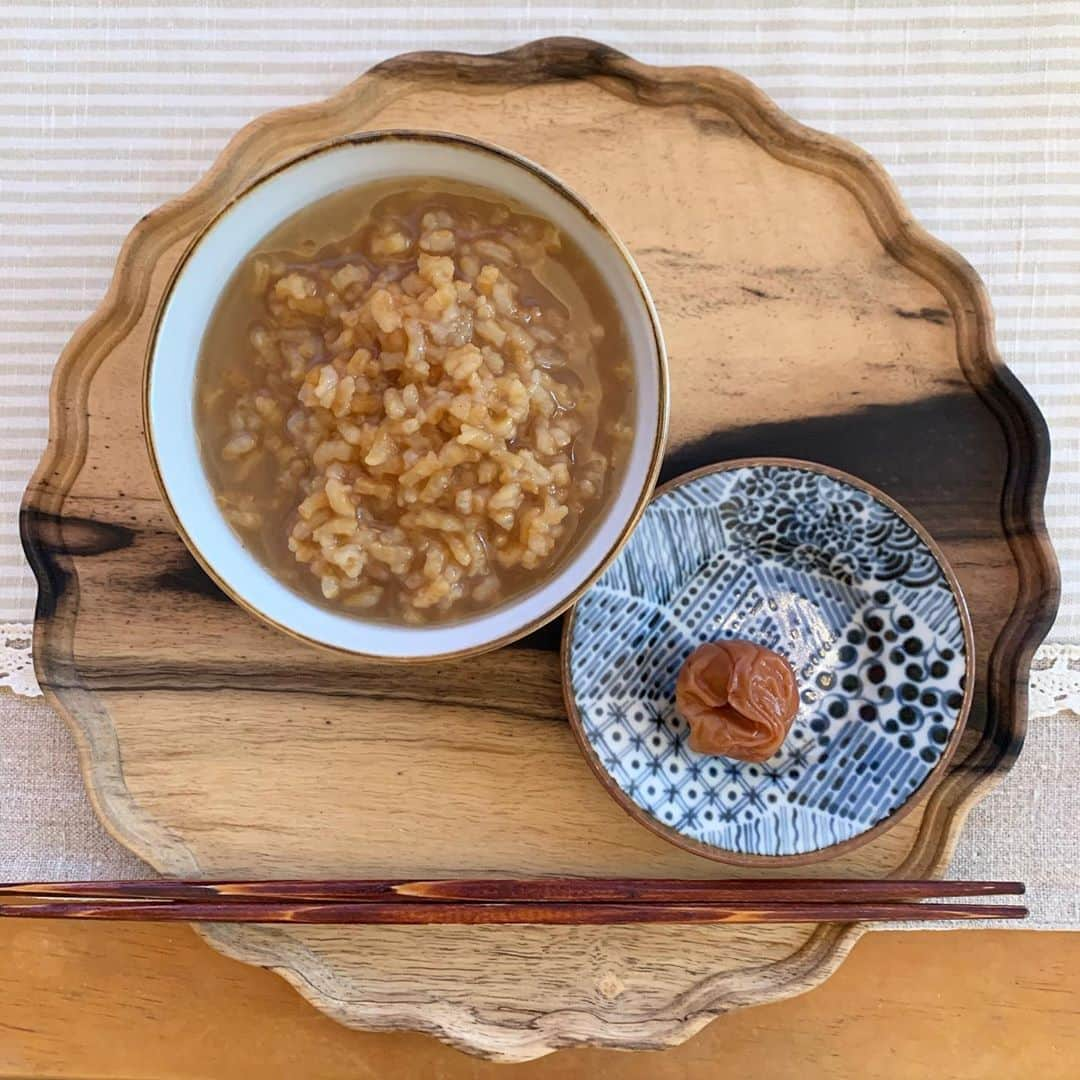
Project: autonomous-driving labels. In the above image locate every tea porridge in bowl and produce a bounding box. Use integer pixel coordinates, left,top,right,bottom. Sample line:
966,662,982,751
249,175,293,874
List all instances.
195,180,635,626
147,133,667,658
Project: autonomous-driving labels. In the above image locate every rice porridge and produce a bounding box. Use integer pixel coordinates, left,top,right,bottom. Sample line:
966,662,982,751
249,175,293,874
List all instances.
194,179,634,625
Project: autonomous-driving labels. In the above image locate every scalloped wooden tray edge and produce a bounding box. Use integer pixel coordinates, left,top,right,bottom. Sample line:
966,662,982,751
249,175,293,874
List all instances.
19,38,1060,1060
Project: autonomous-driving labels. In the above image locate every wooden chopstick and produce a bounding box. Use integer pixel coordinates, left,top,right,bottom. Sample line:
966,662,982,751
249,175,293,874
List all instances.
0,878,1028,925
0,899,1028,925
0,877,1026,904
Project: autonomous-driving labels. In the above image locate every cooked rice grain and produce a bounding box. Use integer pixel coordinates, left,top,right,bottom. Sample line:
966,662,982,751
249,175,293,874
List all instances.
204,192,628,622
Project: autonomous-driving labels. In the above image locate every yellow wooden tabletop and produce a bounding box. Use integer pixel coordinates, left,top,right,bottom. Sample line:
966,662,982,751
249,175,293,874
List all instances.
0,924,1075,1078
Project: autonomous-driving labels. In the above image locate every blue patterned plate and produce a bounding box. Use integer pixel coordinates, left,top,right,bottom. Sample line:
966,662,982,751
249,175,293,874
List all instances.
563,459,973,864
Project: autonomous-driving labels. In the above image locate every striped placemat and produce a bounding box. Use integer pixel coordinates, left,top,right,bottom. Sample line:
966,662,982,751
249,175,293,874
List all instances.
1,0,1076,640
0,2,1077,925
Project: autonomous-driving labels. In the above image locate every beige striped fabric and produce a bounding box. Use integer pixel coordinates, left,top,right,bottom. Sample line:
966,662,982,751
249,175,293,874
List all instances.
0,0,1077,639
0,2,1077,925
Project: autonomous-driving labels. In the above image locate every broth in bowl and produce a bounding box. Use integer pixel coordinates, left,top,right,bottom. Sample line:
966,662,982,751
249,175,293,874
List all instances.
195,179,634,625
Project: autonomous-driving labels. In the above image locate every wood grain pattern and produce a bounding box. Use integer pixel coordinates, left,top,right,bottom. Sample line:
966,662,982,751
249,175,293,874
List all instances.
19,38,1058,1060
3,924,1078,1080
0,876,1023,903
0,899,1028,926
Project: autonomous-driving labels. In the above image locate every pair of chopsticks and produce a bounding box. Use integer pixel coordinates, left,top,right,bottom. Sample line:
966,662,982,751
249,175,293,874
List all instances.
0,878,1026,925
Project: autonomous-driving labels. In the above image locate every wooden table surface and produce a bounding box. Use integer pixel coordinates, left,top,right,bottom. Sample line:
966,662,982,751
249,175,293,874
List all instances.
1,924,1076,1078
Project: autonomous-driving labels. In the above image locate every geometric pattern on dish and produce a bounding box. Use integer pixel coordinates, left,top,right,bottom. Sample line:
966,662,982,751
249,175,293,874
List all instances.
569,464,968,857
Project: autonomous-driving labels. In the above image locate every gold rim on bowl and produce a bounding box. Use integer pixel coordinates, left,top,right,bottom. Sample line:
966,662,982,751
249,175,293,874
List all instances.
143,130,670,663
561,456,976,868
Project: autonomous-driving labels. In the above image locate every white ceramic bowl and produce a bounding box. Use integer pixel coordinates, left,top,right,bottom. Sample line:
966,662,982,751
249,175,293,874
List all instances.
145,131,668,661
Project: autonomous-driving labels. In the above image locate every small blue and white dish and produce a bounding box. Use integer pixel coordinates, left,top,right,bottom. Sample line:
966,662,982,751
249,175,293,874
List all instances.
562,458,973,865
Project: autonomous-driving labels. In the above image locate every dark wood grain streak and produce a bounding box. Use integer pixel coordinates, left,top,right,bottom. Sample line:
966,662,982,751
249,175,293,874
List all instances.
18,37,1058,1060
23,391,1016,659
661,392,1004,525
153,558,231,604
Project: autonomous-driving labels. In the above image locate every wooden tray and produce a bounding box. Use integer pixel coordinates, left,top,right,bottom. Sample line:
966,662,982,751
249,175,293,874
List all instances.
21,39,1058,1061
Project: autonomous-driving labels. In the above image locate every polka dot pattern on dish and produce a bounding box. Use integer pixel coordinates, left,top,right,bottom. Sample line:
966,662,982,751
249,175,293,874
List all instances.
567,462,971,859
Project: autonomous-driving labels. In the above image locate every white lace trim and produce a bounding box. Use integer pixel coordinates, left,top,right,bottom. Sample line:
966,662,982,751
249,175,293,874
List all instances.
1,621,1079,714
1029,642,1080,720
0,622,41,697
